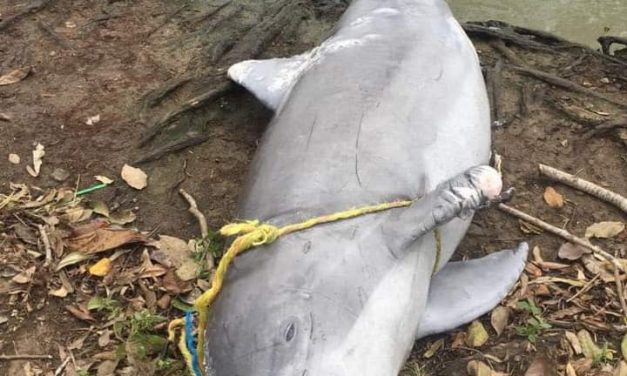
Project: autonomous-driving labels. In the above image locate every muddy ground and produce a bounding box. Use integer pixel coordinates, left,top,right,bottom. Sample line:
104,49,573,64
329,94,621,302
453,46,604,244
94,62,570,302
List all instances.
1,1,626,375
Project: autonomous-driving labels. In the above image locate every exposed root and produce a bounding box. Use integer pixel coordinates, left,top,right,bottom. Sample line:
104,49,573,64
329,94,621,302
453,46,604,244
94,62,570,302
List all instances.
598,36,627,56
538,163,627,213
0,354,53,360
139,82,232,146
179,189,214,270
38,224,52,267
135,131,211,163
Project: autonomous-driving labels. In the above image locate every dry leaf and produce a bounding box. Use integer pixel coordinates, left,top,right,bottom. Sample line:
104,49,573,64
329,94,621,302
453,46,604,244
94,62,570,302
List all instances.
558,243,591,261
95,175,114,185
56,252,91,271
543,186,564,208
12,266,36,284
26,143,45,177
176,259,200,281
490,306,510,336
572,358,593,375
161,270,192,294
65,305,96,322
96,360,119,376
0,67,30,86
109,209,136,225
0,113,11,121
423,338,444,359
121,164,148,190
565,331,583,354
67,227,146,255
578,329,605,360
524,355,558,376
466,320,489,347
585,221,625,239
467,360,505,376
89,258,112,277
8,153,20,164
621,333,627,361
98,330,111,348
89,201,110,217
49,286,69,298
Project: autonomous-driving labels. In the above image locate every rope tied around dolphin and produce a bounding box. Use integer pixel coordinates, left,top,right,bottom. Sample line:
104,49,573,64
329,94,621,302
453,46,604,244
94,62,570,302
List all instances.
168,199,414,376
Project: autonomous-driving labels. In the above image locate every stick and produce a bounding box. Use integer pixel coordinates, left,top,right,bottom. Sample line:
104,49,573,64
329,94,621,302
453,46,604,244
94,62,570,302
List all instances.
0,354,53,360
538,164,627,213
179,189,213,270
498,203,627,318
38,224,52,267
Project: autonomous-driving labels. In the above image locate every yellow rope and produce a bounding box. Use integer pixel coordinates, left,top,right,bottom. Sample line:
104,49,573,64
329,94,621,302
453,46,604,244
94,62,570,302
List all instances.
170,199,415,375
168,319,196,375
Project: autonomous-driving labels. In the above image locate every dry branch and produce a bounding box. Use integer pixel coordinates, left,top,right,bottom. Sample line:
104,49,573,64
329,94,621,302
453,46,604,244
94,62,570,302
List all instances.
0,354,53,360
538,164,627,213
179,189,213,270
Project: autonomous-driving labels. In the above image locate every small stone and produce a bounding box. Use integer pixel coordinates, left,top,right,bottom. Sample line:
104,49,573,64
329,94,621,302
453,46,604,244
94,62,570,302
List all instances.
600,77,610,84
8,153,20,164
0,315,8,325
581,80,592,87
51,168,70,182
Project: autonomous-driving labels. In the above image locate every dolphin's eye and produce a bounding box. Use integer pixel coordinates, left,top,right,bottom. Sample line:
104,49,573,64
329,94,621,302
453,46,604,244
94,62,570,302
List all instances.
284,321,296,342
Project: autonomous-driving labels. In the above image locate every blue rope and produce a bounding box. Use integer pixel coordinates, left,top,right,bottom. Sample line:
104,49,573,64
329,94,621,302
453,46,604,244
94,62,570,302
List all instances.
185,311,202,376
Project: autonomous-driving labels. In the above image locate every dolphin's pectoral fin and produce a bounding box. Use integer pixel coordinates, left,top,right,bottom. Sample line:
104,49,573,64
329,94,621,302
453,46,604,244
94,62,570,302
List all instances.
415,242,529,339
227,53,310,110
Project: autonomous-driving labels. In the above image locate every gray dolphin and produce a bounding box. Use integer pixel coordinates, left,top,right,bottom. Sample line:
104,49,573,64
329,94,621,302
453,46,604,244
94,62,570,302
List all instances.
203,0,528,375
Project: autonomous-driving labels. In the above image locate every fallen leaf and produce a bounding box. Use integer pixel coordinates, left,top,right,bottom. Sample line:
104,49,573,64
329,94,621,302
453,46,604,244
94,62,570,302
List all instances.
0,67,30,86
467,360,505,376
572,358,593,375
622,333,627,361
565,331,583,354
161,269,192,294
51,168,70,182
565,363,576,376
11,266,36,284
65,305,96,322
98,330,111,348
121,164,148,190
89,201,110,217
524,355,558,376
423,338,444,359
49,286,69,298
8,153,20,164
490,306,510,336
0,113,11,121
95,175,114,185
543,186,564,208
582,255,614,282
96,360,118,376
89,258,112,277
67,227,146,255
56,252,91,271
585,221,625,239
176,259,200,281
61,207,93,223
26,143,45,177
86,114,101,126
466,320,489,347
109,209,136,225
558,243,591,261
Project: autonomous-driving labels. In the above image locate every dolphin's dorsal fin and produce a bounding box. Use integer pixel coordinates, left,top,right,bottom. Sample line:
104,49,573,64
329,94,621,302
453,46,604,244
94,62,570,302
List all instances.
416,242,529,339
227,54,310,110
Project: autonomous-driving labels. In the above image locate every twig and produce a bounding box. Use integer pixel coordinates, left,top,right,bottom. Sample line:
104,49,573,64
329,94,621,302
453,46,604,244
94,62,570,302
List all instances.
135,132,210,164
538,164,627,213
498,204,622,270
179,189,208,239
54,356,71,376
498,203,627,318
179,189,213,269
38,224,52,267
0,354,53,360
567,273,600,302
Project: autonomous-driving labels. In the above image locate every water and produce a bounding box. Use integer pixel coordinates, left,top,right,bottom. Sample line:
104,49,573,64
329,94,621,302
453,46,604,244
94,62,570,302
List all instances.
448,0,627,48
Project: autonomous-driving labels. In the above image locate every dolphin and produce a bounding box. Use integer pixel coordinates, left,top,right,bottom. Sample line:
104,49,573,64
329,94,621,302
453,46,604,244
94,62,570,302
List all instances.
203,0,528,375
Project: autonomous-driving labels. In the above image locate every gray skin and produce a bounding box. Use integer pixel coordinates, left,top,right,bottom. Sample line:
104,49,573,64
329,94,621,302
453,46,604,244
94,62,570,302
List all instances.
204,1,492,375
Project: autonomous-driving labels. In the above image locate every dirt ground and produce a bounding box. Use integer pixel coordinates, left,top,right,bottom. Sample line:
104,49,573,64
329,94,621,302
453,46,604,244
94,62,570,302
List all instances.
1,1,626,375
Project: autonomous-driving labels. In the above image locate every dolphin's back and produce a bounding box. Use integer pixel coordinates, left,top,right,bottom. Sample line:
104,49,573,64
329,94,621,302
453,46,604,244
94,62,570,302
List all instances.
239,0,490,222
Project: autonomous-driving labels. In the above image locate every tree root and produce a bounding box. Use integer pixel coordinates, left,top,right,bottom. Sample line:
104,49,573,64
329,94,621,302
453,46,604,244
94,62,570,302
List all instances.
139,81,233,146
136,131,211,163
598,36,627,56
